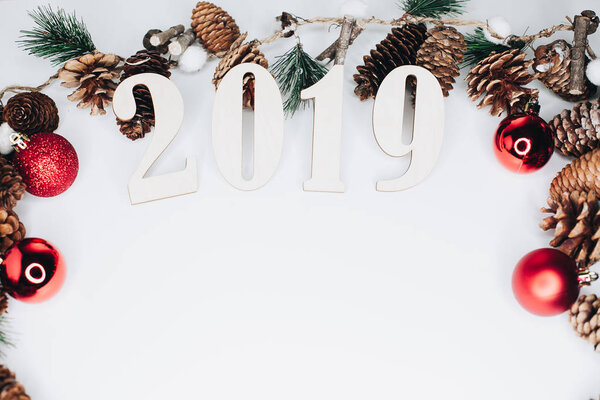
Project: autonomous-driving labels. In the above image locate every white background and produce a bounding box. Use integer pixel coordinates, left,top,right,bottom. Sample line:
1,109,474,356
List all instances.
1,0,599,399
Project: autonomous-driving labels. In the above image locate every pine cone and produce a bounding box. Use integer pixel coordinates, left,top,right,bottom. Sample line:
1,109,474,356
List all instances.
533,40,596,102
353,24,427,101
191,2,241,55
569,294,600,351
116,50,172,141
416,26,466,97
466,49,538,117
550,147,600,201
59,51,121,116
0,291,7,316
550,99,600,158
2,92,59,136
0,365,29,400
540,191,600,267
0,157,25,211
0,209,25,256
213,33,268,109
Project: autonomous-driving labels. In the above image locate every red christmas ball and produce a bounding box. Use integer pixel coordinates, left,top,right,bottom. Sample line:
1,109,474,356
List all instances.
494,112,554,173
13,132,78,197
0,238,66,303
512,248,580,316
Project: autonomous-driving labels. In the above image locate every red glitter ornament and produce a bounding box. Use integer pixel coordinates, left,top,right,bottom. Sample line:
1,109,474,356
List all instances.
0,238,66,303
512,249,597,316
494,103,554,173
13,132,78,197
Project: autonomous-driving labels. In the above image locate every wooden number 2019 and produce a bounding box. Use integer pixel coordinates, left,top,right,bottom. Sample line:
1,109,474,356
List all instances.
113,65,444,204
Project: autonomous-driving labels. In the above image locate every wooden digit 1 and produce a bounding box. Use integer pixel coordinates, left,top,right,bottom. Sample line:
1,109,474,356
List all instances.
113,73,198,204
212,63,284,191
301,65,345,193
373,65,444,192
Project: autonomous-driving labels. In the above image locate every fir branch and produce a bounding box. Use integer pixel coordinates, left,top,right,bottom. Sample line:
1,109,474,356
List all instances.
0,316,13,356
18,5,96,66
400,0,467,18
462,27,526,68
271,44,329,116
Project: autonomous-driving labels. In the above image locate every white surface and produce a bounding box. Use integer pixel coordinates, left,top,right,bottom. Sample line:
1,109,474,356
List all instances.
0,0,599,399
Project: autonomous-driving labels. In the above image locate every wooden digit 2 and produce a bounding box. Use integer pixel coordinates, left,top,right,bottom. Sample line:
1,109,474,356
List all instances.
373,65,444,192
113,73,198,204
301,65,345,193
212,63,284,191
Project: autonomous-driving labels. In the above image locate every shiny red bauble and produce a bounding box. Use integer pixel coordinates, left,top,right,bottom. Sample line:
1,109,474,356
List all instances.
512,248,580,316
13,132,78,197
0,238,66,303
494,112,554,173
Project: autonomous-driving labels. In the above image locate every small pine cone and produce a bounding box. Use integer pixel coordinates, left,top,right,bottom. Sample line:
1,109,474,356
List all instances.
569,294,600,351
533,40,596,102
0,157,25,210
59,51,121,116
550,99,600,158
213,33,268,109
2,92,59,136
540,191,600,267
0,291,7,316
550,147,600,201
353,24,427,101
416,26,466,97
191,2,241,55
466,49,538,117
0,209,25,256
0,365,30,400
117,50,172,141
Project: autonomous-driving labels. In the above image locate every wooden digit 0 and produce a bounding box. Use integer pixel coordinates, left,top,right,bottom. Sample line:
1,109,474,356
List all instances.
113,73,198,204
212,63,284,191
373,65,445,192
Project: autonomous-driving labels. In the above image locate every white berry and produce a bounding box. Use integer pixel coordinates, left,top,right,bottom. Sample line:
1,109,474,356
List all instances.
178,45,208,73
0,123,16,155
340,0,368,18
586,58,600,86
484,16,512,45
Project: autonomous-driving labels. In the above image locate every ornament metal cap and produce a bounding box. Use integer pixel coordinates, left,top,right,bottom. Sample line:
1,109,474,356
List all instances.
577,266,599,287
9,132,29,152
524,98,541,115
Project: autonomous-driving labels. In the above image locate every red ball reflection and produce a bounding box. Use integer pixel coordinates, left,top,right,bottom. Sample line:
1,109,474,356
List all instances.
494,113,554,173
0,238,66,303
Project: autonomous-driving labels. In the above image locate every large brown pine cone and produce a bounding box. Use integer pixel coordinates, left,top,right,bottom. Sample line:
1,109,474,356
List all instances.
550,147,600,201
213,33,268,109
58,51,121,116
416,26,466,97
540,191,600,267
550,99,600,158
353,24,427,101
0,157,25,211
191,2,240,55
533,40,596,102
117,50,172,141
0,365,29,400
0,209,25,256
569,294,600,351
2,92,59,136
466,49,538,117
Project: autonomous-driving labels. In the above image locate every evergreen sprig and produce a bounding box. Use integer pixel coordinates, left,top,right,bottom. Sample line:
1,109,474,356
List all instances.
271,44,330,116
18,5,96,66
400,0,467,18
462,27,526,68
0,316,13,356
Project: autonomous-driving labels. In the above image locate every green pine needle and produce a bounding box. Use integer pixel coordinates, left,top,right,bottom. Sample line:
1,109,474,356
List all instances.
462,27,526,68
0,316,13,356
400,0,467,18
18,5,96,66
271,44,329,117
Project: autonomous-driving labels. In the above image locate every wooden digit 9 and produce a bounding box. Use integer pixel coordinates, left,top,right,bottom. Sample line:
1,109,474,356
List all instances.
113,73,198,204
373,65,445,192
